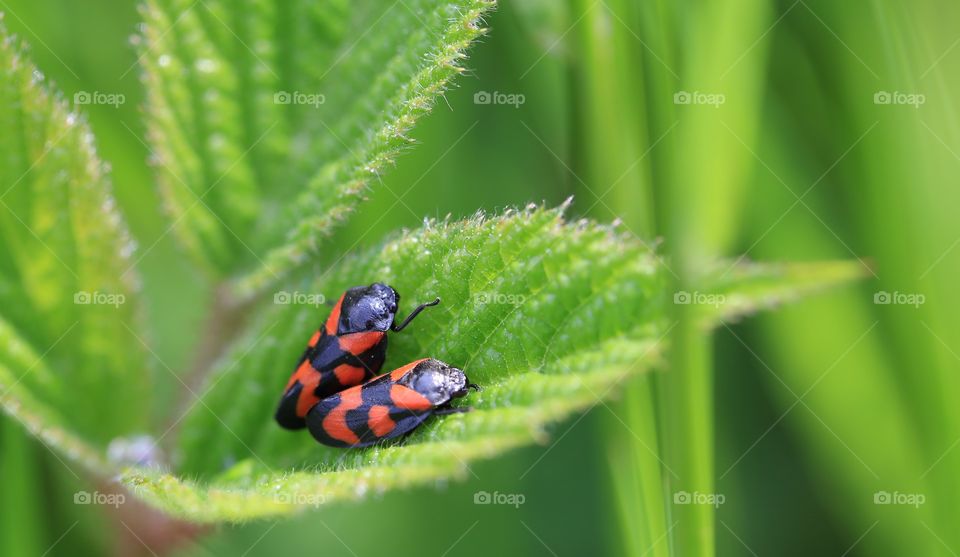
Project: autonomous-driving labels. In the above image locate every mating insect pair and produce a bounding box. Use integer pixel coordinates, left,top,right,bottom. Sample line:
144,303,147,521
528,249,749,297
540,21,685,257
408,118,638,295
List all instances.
275,283,476,448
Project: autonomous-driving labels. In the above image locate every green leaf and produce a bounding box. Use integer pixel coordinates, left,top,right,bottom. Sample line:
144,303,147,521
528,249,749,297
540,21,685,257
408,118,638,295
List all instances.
139,0,495,294
117,205,864,522
700,258,872,325
0,28,150,446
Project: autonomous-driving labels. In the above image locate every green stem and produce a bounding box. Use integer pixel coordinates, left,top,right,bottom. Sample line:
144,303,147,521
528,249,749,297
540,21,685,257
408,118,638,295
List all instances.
568,1,673,556
571,0,654,232
659,0,771,553
0,419,44,557
662,312,713,557
608,379,670,557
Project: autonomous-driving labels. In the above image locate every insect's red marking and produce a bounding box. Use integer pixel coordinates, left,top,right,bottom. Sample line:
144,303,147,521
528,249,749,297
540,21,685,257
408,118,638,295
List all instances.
389,359,428,381
290,361,324,418
368,405,396,437
285,359,315,392
359,358,426,385
307,329,322,348
338,331,384,355
333,364,366,387
322,389,363,445
325,294,345,335
389,384,433,412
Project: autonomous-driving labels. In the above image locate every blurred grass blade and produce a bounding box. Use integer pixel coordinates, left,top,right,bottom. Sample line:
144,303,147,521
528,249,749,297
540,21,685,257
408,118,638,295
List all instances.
660,0,772,553
0,27,150,447
564,0,672,553
732,2,959,546
701,259,871,325
570,0,655,232
0,419,43,557
607,379,670,557
139,0,495,295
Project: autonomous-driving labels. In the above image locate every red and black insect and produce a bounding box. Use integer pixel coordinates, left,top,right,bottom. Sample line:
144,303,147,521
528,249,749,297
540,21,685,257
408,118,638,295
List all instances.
305,358,478,448
275,283,440,430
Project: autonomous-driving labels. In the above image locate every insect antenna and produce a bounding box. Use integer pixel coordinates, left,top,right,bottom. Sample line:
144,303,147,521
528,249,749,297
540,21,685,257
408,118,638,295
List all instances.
391,297,441,331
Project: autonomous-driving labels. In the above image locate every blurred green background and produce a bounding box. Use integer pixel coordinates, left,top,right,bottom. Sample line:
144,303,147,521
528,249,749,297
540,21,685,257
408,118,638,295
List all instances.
1,0,959,555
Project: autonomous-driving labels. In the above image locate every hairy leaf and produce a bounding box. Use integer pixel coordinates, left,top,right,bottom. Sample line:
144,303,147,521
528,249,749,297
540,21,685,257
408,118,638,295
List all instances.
139,0,495,294
118,205,864,522
0,29,150,445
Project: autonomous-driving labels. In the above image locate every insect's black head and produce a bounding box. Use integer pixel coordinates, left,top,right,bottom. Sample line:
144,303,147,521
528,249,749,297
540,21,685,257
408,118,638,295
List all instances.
338,283,399,334
398,359,473,406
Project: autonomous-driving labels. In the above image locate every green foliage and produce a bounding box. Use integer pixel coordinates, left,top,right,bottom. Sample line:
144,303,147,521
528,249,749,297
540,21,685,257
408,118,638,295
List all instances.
175,204,669,477
139,0,494,295
127,205,863,522
0,420,42,556
0,0,868,535
703,259,871,325
0,30,149,446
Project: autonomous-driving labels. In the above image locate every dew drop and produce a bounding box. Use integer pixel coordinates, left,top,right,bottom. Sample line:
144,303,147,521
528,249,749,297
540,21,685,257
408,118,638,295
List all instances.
121,239,138,259
208,133,225,150
354,482,368,497
107,434,162,467
195,58,217,73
